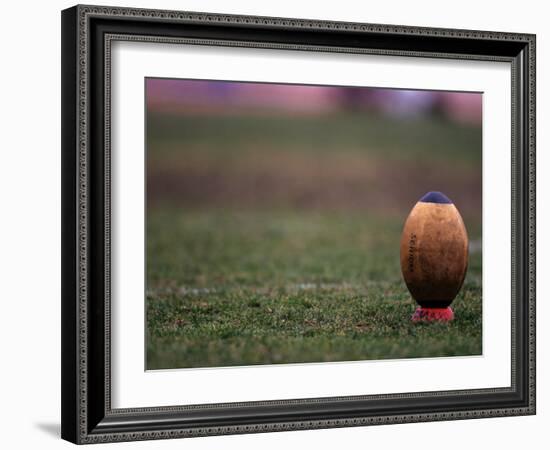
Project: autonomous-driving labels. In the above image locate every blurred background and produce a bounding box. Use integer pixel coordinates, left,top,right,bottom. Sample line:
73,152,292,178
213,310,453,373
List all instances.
147,79,481,218
146,78,482,369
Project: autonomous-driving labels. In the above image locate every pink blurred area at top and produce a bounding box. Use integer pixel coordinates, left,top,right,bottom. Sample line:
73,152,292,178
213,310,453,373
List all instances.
146,78,341,114
146,78,482,124
437,92,482,125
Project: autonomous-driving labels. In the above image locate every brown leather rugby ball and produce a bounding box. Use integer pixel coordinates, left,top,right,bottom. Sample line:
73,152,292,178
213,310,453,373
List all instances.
400,191,469,308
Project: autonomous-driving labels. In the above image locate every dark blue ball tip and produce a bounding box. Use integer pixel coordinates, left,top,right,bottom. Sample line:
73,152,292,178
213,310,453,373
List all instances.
419,191,453,204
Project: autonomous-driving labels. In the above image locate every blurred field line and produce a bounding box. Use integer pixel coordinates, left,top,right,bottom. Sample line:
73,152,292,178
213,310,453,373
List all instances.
469,239,482,254
146,280,400,298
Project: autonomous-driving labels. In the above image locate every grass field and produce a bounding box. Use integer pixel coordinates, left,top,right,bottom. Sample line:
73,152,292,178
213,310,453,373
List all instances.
146,111,482,370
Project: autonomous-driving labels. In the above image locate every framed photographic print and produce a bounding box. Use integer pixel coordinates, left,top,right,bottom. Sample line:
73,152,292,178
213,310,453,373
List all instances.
61,4,536,444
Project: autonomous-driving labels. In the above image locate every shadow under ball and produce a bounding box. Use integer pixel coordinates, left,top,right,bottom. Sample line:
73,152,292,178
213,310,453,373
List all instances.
400,192,469,311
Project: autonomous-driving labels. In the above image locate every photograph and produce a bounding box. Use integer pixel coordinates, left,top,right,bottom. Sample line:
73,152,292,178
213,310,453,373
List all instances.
57,3,536,445
145,78,483,370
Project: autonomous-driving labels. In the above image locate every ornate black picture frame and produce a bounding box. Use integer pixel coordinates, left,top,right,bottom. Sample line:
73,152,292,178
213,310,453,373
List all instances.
61,4,536,444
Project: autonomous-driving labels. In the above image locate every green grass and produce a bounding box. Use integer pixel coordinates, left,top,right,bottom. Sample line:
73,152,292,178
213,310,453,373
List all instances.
147,112,482,166
147,210,482,369
146,110,482,369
